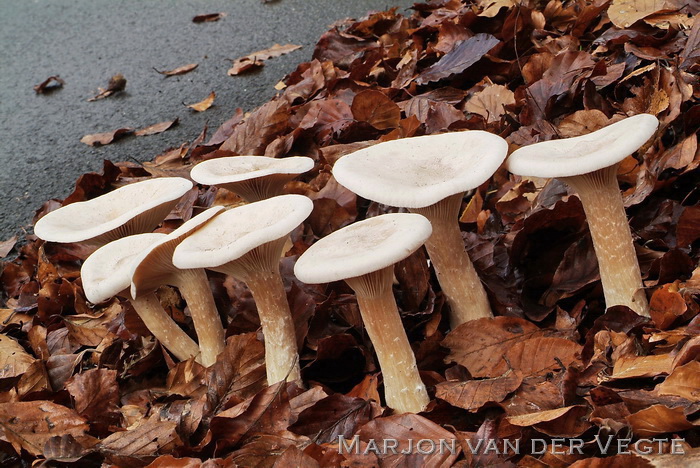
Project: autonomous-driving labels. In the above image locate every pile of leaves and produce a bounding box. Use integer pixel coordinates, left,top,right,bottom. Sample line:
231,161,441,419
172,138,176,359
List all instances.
2,0,699,466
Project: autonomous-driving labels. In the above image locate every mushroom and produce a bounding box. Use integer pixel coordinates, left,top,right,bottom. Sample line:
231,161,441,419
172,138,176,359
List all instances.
81,233,200,362
34,177,193,246
506,114,659,317
294,213,432,413
130,206,227,366
332,131,508,328
172,194,313,384
190,156,314,202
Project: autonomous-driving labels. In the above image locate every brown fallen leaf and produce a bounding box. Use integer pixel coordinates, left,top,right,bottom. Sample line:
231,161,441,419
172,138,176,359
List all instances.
508,405,591,437
192,12,226,23
228,43,302,76
435,369,523,411
0,334,36,379
607,0,666,28
186,91,215,112
65,368,120,430
0,236,17,258
649,285,687,329
134,118,179,137
464,83,515,123
88,73,126,101
80,127,134,146
33,75,65,94
415,33,500,85
656,361,700,400
98,413,181,466
351,89,401,130
154,63,198,76
626,404,696,437
608,353,675,381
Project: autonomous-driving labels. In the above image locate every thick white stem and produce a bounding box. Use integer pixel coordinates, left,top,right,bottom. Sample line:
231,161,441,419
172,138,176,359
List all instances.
563,166,650,317
347,267,429,414
130,292,201,363
411,194,492,328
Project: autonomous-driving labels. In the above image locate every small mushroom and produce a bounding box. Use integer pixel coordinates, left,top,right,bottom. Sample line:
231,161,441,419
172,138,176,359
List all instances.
190,156,314,202
506,114,659,317
131,206,226,366
81,233,200,362
34,177,193,246
294,213,432,413
332,131,508,328
172,194,313,384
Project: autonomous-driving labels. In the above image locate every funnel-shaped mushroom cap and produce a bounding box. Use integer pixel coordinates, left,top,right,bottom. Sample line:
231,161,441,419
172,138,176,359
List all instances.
82,233,166,304
34,177,193,244
294,213,432,284
507,114,659,178
190,156,314,186
332,131,508,209
130,206,225,297
173,194,313,270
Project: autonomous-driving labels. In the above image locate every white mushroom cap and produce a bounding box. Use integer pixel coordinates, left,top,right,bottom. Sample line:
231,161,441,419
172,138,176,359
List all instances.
332,131,508,209
172,194,313,270
294,213,432,284
190,156,314,186
81,233,166,304
130,205,225,297
507,114,659,178
34,177,193,243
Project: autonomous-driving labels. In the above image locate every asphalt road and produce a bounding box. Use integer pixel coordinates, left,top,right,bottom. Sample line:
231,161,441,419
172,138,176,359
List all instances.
0,0,415,241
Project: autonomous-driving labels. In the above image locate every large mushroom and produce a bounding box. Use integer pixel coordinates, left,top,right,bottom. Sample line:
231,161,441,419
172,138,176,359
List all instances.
190,156,314,202
506,114,659,317
130,206,226,366
34,177,193,246
172,194,313,384
332,131,508,328
81,233,200,362
294,213,432,414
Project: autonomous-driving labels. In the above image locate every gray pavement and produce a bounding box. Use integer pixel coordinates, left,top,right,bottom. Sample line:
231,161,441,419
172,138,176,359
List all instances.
0,0,414,240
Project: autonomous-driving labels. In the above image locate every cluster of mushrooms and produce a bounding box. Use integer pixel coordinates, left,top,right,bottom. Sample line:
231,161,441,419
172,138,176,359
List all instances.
34,113,659,414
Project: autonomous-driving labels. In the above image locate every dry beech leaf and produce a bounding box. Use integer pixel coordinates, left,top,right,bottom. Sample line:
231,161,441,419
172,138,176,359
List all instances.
656,361,700,400
290,394,374,444
34,75,64,94
186,91,215,112
435,369,523,411
228,44,302,76
478,0,517,17
504,337,581,378
65,368,120,428
80,128,134,146
154,63,198,76
0,334,36,379
608,0,667,28
507,405,590,437
0,401,89,456
98,413,181,465
192,12,226,23
144,455,202,467
464,84,515,123
626,404,696,437
351,89,401,130
88,73,126,101
416,33,500,84
608,353,675,380
649,285,687,329
0,236,17,258
221,98,289,155
135,118,179,137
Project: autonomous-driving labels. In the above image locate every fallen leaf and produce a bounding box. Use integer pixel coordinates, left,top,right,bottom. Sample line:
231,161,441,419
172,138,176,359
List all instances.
220,98,289,155
416,34,500,84
0,236,17,259
608,0,667,28
351,89,401,130
65,368,120,431
154,63,198,76
656,361,700,400
33,75,64,94
0,334,35,379
464,84,515,123
80,127,134,146
228,44,302,76
135,118,179,137
98,413,181,465
626,404,695,437
608,353,675,380
192,12,226,23
88,73,126,101
649,285,687,329
507,405,590,437
436,369,523,411
289,394,374,444
186,91,215,112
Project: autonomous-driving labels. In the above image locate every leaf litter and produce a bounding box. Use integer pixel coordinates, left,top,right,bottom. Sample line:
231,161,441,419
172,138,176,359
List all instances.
2,1,700,466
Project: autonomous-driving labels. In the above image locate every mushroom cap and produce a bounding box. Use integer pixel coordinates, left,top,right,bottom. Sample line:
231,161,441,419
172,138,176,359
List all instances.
332,131,508,209
506,114,659,178
34,177,193,243
130,205,225,297
294,213,432,284
190,156,314,186
81,233,166,304
172,194,313,270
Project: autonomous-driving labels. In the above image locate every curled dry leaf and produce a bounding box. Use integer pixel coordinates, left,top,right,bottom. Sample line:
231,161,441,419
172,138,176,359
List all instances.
0,334,35,379
134,118,179,137
80,127,134,146
416,33,500,84
228,43,302,76
192,12,226,23
0,236,17,259
186,91,215,112
464,84,515,123
154,63,198,76
33,75,64,94
88,73,126,101
435,369,523,411
656,361,700,400
289,394,374,444
98,413,181,465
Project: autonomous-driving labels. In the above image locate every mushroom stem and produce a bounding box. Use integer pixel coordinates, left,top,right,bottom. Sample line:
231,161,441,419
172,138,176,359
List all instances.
130,292,201,363
562,165,650,317
411,193,492,328
173,269,226,366
244,269,301,383
346,267,429,414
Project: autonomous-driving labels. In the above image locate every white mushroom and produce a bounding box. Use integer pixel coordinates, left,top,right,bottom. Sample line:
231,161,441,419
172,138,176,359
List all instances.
172,194,313,384
131,206,226,366
81,233,200,362
190,156,314,202
506,113,659,317
294,213,432,414
332,131,508,328
34,177,193,246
